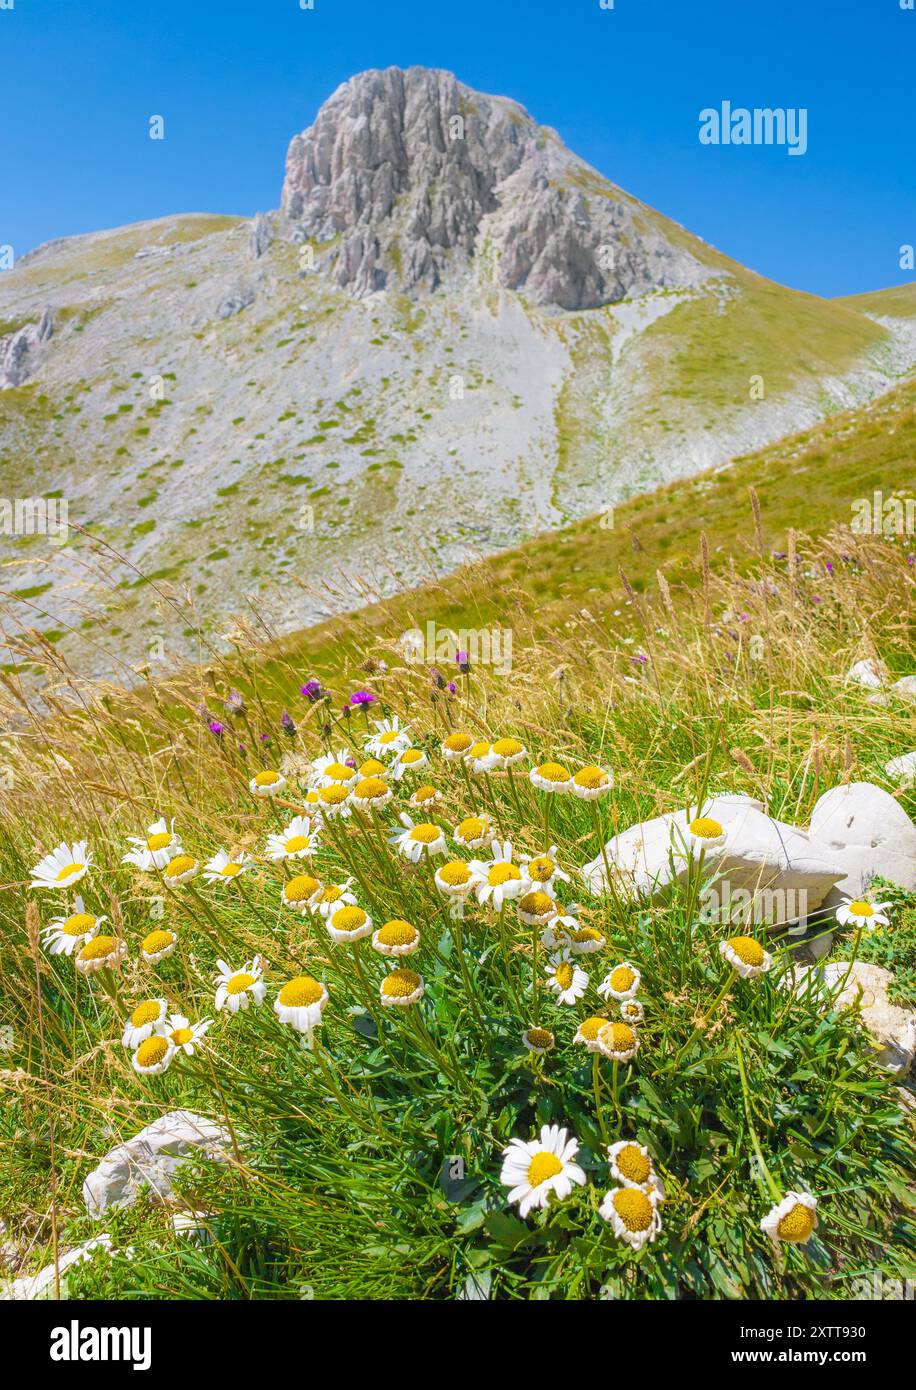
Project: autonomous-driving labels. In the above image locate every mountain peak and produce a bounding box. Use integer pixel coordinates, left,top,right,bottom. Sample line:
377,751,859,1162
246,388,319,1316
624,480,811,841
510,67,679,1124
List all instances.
281,66,705,308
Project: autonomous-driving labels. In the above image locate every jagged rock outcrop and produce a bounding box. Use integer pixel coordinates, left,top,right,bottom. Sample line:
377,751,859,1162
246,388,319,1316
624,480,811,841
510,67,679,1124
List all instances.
249,211,272,260
0,307,53,389
281,66,705,308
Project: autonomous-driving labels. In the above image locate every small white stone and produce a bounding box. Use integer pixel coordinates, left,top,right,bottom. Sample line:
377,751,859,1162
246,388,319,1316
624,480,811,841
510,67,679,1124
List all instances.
885,752,916,786
845,658,887,690
82,1109,232,1216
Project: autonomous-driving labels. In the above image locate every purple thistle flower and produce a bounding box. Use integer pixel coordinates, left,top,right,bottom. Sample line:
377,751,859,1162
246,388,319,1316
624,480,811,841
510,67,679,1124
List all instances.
208,720,225,737
455,650,470,673
447,681,457,694
225,690,245,714
280,710,296,735
300,678,323,702
349,690,376,706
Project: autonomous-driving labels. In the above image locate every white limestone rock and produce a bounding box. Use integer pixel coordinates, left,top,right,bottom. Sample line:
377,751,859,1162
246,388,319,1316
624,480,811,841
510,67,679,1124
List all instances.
1,1235,117,1301
581,793,844,923
845,658,887,690
890,675,916,703
82,1109,232,1216
885,751,916,786
781,961,916,1076
809,782,916,905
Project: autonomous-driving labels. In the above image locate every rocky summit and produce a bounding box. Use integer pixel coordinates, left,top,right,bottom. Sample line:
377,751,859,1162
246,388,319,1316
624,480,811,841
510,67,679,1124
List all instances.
281,66,705,307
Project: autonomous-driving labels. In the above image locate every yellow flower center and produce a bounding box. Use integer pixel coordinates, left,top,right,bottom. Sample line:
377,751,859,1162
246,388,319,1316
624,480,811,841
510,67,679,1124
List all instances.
574,928,602,943
319,885,345,903
519,891,554,917
610,965,636,992
323,761,353,782
492,737,523,757
444,733,473,752
689,816,724,839
602,1022,637,1052
56,862,84,880
573,765,607,788
488,863,521,886
319,785,349,804
130,1000,162,1027
359,759,386,777
413,784,438,802
527,1151,563,1187
354,777,388,799
331,905,367,933
285,875,320,903
379,730,400,745
524,1028,554,1050
278,976,324,1007
439,861,471,886
468,741,491,759
578,1016,606,1041
457,817,488,840
554,962,574,989
226,972,256,995
847,900,874,917
727,936,765,966
776,1202,816,1242
527,856,555,881
535,762,570,783
63,912,96,935
78,935,117,961
284,835,310,853
381,968,421,998
378,920,418,946
254,771,280,786
165,855,196,877
135,1036,169,1067
400,749,424,764
220,862,243,877
615,1144,651,1184
408,823,442,844
612,1188,654,1232
142,929,174,954
146,832,173,851
171,1027,194,1045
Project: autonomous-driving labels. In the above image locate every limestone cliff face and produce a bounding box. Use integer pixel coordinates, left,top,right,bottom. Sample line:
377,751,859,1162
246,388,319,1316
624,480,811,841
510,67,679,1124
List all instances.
281,66,704,308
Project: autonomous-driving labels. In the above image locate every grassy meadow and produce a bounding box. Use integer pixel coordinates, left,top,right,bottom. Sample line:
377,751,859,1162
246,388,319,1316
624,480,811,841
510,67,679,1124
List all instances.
1,501,914,1299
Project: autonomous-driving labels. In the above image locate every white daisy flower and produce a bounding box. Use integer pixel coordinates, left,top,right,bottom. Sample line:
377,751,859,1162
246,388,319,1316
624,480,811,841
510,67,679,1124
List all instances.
620,998,644,1024
540,913,579,950
389,812,448,864
570,765,613,800
249,769,287,797
379,967,425,1007
529,762,572,794
364,717,412,759
74,935,126,975
351,776,393,812
281,874,322,914
500,1124,586,1219
519,845,571,898
327,904,373,943
434,860,476,897
160,1013,212,1055
760,1191,818,1246
264,816,320,862
131,1035,176,1076
600,1185,662,1250
408,783,442,811
30,840,92,891
214,956,267,1013
596,1020,639,1063
464,740,499,775
685,814,727,851
202,849,255,884
719,935,772,979
314,784,353,818
574,1016,611,1052
41,896,105,956
273,975,328,1036
569,926,607,956
372,919,421,957
312,752,358,789
835,897,891,932
140,927,178,964
453,814,495,850
311,877,357,919
121,998,168,1049
489,737,528,768
441,731,474,762
389,746,428,781
122,817,182,872
517,890,557,927
161,854,199,886
607,1140,655,1189
521,1026,555,1055
468,840,524,910
598,962,641,1001
544,950,589,1005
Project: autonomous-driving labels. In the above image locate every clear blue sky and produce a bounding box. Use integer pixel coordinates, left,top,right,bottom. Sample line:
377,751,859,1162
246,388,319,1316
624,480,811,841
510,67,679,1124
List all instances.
1,0,914,297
